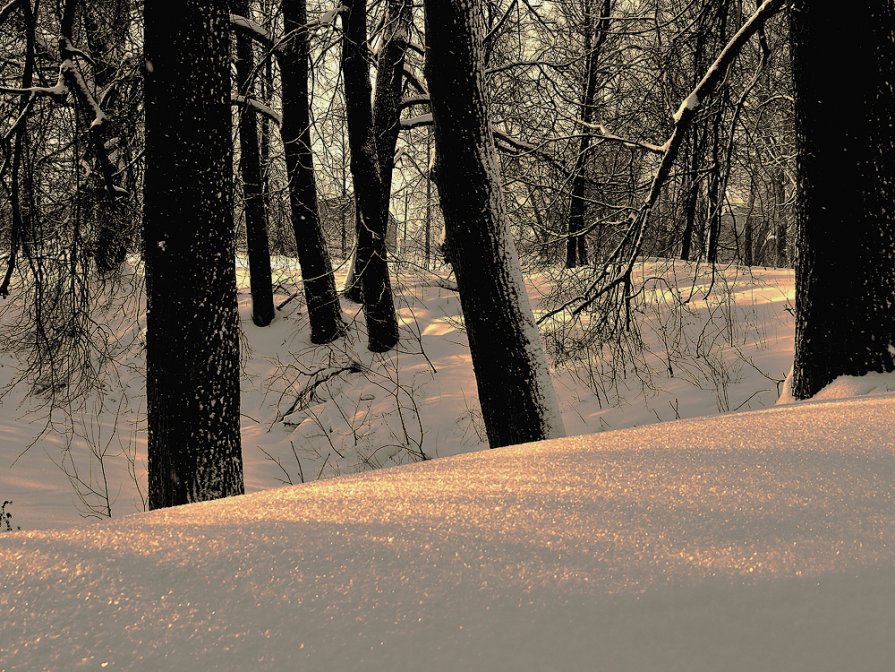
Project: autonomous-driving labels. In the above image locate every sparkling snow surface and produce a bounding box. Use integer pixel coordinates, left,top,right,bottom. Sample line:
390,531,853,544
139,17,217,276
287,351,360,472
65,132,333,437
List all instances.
3,395,894,671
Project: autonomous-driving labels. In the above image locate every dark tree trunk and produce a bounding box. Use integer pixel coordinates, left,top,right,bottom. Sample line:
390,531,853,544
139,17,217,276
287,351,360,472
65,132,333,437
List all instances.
281,0,344,344
424,132,432,269
789,1,895,399
679,127,702,261
260,54,274,241
424,0,565,447
82,0,129,271
743,185,756,267
565,0,611,268
341,0,400,352
678,22,708,262
233,0,275,327
0,0,34,298
773,168,788,267
373,0,411,204
61,0,127,274
144,0,244,508
704,111,723,263
704,4,728,264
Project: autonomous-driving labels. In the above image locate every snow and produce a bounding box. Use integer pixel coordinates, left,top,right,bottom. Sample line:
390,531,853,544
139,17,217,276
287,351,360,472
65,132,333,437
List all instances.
0,259,800,530
673,93,701,121
779,369,895,405
2,393,894,670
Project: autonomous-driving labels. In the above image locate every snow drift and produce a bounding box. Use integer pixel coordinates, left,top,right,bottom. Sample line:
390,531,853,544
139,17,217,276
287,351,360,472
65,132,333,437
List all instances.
3,394,894,671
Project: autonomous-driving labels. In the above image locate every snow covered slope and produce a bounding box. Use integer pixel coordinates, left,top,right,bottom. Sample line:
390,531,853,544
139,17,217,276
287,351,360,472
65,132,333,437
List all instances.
1,261,797,530
3,394,894,671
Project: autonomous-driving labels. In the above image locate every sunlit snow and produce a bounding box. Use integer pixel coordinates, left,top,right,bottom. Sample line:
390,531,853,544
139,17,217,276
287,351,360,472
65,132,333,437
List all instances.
2,394,894,670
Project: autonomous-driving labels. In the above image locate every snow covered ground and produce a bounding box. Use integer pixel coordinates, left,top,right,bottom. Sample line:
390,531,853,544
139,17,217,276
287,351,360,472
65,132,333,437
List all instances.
0,258,800,531
2,393,894,670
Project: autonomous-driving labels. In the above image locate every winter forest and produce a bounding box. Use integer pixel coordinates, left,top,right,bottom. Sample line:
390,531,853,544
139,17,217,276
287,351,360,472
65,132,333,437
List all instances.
2,0,895,669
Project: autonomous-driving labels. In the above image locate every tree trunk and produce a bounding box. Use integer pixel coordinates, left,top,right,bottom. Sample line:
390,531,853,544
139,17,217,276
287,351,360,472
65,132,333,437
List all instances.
280,0,344,344
773,168,788,267
144,0,243,508
61,0,127,274
424,0,565,447
789,1,895,399
678,22,708,262
0,0,34,298
233,0,275,327
704,109,723,263
341,0,400,352
373,0,411,205
743,185,755,267
704,3,728,264
565,0,611,268
679,127,702,261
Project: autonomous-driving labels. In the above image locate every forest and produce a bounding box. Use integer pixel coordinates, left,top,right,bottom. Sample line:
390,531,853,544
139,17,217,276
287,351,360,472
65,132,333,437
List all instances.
1,1,895,669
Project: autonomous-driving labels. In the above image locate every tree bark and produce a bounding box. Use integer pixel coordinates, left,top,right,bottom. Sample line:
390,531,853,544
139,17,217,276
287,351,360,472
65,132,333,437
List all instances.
789,1,895,399
773,168,787,267
424,0,565,447
281,0,344,344
565,0,611,268
341,0,400,352
144,0,244,508
233,0,275,327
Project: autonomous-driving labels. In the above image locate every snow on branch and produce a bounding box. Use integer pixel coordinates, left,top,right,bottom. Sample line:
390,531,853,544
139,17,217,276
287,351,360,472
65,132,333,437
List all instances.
60,58,106,128
231,6,345,61
577,120,667,155
399,94,430,111
231,94,282,126
0,0,20,27
0,75,67,101
399,112,432,130
230,13,283,59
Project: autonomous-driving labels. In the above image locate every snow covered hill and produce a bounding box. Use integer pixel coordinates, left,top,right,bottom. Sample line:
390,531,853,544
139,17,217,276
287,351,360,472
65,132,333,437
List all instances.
0,260,798,530
3,394,894,671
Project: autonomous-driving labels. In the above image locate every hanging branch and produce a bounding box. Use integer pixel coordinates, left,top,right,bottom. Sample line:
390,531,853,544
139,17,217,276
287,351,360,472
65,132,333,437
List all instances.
537,0,786,325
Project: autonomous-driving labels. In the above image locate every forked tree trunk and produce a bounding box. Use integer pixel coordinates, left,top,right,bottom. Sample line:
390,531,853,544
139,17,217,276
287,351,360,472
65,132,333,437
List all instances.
144,0,243,508
341,0,400,352
281,0,344,343
789,1,895,399
424,0,565,447
233,0,275,327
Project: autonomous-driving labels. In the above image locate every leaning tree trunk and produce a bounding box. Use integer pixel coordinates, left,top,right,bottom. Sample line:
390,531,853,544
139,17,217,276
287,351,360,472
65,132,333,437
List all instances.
424,0,565,447
341,0,400,352
233,0,275,327
144,0,244,508
789,1,895,399
280,0,344,344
